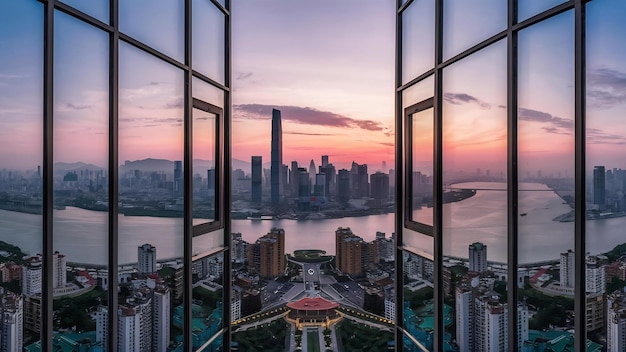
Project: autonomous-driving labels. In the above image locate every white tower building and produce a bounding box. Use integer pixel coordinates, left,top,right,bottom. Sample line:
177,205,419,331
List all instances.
138,244,157,275
560,249,575,288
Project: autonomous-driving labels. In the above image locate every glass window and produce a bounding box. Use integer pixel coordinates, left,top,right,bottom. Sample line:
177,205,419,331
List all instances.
59,0,109,24
0,1,43,348
586,1,626,350
120,0,184,62
518,0,568,23
402,0,435,84
443,0,507,61
193,0,226,84
442,39,507,352
193,77,225,109
193,107,218,226
119,41,185,351
518,10,574,340
53,10,109,347
407,104,434,228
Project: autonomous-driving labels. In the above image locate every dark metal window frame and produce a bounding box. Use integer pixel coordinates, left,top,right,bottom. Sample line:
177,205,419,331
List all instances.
37,0,231,350
396,0,587,351
404,98,435,236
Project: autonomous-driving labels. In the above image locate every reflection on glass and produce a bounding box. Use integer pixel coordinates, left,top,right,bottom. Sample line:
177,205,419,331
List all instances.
443,40,507,352
443,0,506,61
401,0,435,84
585,1,626,350
193,77,224,109
402,76,434,112
518,10,574,346
120,0,184,62
53,10,109,349
60,0,109,24
193,109,217,225
119,41,184,350
193,0,225,84
402,235,434,351
410,108,433,226
0,1,42,349
518,0,567,23
191,251,224,349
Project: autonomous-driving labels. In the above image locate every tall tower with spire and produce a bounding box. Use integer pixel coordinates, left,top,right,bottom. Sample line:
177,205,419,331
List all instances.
271,109,283,204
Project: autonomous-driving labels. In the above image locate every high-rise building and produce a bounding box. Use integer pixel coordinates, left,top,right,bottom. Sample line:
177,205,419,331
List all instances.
138,244,157,275
21,256,42,297
593,165,606,207
321,155,329,167
560,249,575,288
468,242,487,273
297,168,311,211
586,255,607,294
319,163,336,198
270,109,282,204
335,228,366,277
52,251,66,289
607,289,626,351
251,156,262,202
99,283,170,352
337,169,351,205
456,282,528,352
290,161,299,197
370,172,390,207
248,228,285,278
207,168,216,201
174,160,183,197
0,290,23,352
308,159,316,186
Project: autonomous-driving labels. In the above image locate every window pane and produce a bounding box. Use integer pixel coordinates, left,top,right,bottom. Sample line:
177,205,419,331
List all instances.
193,0,225,84
519,0,567,23
443,39,508,352
402,76,434,111
402,239,434,351
120,0,184,62
193,108,217,226
191,251,224,350
0,1,42,348
518,10,574,343
586,1,626,350
60,0,109,24
53,10,109,349
409,107,433,226
402,0,435,84
443,0,506,61
119,42,184,350
193,77,224,109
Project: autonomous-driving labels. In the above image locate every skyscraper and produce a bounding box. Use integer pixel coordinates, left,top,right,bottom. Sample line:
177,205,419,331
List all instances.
593,165,606,207
174,160,183,197
308,159,316,185
290,161,299,197
370,172,390,207
270,109,282,204
560,249,575,288
337,169,351,205
468,242,487,273
321,155,329,167
138,244,157,275
248,228,285,278
251,156,262,202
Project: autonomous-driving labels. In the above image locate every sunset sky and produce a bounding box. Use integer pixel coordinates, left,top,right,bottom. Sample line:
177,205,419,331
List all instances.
0,0,626,176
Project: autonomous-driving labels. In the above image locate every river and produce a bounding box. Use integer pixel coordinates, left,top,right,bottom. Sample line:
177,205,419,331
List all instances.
0,182,622,265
